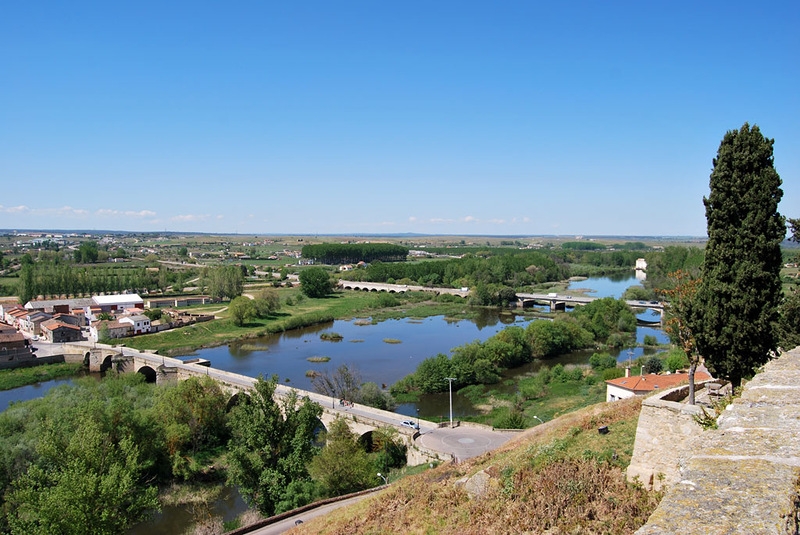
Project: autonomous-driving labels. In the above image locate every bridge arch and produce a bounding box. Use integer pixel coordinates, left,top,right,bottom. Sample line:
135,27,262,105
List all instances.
137,365,157,383
226,392,250,412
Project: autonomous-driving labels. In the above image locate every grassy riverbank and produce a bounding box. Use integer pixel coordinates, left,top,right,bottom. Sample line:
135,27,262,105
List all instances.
0,362,85,391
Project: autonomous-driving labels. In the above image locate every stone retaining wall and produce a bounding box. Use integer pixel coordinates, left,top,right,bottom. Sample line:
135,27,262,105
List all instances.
627,381,713,491
636,348,800,534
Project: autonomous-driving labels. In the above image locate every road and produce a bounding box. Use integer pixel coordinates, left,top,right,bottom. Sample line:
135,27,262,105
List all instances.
416,425,516,462
246,492,380,535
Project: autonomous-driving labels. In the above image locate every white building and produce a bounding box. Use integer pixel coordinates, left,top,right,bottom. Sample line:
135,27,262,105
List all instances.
92,294,144,312
119,314,151,335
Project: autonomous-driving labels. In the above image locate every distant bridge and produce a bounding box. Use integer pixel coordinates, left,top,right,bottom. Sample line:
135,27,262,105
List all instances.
55,342,450,465
337,283,664,318
338,280,470,297
516,292,665,319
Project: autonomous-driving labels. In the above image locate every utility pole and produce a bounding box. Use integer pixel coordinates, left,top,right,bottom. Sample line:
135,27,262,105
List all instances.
444,377,456,428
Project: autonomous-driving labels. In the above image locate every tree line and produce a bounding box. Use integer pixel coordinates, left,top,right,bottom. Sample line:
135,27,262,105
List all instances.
16,264,183,304
392,297,637,395
302,243,409,264
14,262,245,304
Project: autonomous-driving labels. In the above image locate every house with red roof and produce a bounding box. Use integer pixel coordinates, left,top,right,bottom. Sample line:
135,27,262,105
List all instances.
605,369,712,402
40,319,83,343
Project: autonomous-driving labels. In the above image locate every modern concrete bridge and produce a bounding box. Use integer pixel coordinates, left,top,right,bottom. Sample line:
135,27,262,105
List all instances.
53,342,505,464
516,292,665,317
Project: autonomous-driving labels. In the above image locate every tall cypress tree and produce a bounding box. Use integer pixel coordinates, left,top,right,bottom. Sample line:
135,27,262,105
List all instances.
693,123,785,386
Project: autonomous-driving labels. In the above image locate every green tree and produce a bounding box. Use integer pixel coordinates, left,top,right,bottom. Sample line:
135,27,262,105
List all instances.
661,270,702,403
6,417,158,534
643,356,663,374
205,266,244,301
228,296,257,327
17,264,35,303
143,308,163,321
307,418,374,497
664,349,690,373
589,353,618,371
253,288,281,318
692,124,785,387
358,382,396,411
778,288,800,350
226,376,322,516
779,219,800,349
367,426,406,474
298,267,334,298
153,377,229,480
73,241,99,263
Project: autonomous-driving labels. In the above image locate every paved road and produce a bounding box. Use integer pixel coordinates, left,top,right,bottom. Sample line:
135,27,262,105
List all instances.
247,492,380,535
416,425,516,461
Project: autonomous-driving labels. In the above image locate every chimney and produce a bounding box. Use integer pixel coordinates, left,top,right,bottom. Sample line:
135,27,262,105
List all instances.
625,367,630,378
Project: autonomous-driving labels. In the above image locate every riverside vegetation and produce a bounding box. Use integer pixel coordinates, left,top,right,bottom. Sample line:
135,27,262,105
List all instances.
0,374,409,534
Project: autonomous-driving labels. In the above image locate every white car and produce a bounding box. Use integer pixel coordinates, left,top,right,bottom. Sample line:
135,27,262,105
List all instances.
401,420,419,430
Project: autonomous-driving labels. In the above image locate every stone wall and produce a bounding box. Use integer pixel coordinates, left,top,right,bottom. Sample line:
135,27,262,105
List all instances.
636,348,800,534
627,382,711,491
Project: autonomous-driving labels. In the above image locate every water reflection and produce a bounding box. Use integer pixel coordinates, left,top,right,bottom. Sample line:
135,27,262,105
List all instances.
0,379,74,412
128,484,248,535
567,275,642,298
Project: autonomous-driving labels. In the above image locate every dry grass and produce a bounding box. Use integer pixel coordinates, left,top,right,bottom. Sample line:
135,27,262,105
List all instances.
292,397,661,535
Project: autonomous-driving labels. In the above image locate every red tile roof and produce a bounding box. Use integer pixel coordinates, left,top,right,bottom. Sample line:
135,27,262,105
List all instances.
41,320,81,332
605,371,712,394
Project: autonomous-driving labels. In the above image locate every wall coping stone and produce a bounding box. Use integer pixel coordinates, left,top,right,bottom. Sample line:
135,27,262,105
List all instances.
635,347,800,534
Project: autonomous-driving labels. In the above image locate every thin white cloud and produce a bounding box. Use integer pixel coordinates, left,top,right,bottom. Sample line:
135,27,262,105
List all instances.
408,216,417,222
463,216,478,223
96,209,157,218
58,206,89,217
0,205,89,217
0,205,30,214
171,214,211,222
429,218,454,224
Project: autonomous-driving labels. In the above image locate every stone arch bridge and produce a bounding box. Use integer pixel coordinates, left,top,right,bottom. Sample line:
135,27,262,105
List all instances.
337,280,470,298
58,342,445,465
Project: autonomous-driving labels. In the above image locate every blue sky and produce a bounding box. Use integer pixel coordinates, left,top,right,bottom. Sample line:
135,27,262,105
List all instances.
2,1,798,236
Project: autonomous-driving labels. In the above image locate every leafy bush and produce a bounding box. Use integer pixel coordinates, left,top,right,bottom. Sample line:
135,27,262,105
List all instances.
494,409,528,429
664,350,690,372
589,353,617,371
602,367,626,380
643,356,663,374
374,293,401,307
